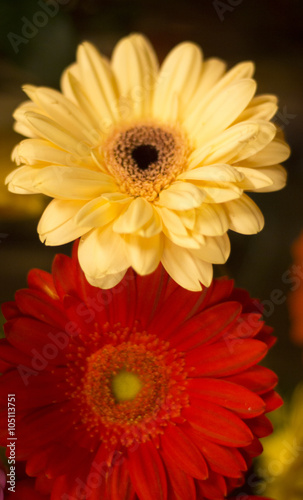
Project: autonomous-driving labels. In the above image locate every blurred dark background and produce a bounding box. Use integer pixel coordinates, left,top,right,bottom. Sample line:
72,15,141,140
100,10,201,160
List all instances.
0,0,303,400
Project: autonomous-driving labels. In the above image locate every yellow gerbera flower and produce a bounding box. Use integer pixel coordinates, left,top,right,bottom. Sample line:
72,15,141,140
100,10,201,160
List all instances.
6,34,290,290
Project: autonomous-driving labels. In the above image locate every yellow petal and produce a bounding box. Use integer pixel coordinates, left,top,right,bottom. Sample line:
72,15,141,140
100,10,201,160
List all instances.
191,233,230,264
112,34,159,118
60,62,81,101
23,85,97,144
184,61,255,132
185,79,257,145
235,166,274,190
157,206,188,235
200,183,243,203
38,199,89,245
179,164,244,183
124,233,163,275
157,181,206,210
78,225,129,279
236,139,290,167
12,138,93,168
13,101,41,138
6,166,39,194
77,42,119,125
185,57,227,115
85,269,128,289
231,120,276,163
234,94,278,123
224,194,264,234
205,60,255,95
189,121,276,167
113,197,153,233
164,230,201,249
75,196,130,228
188,122,259,168
161,238,213,290
178,209,196,230
61,69,103,130
194,204,229,236
153,42,203,120
24,112,90,157
19,166,117,200
250,165,287,193
136,208,163,237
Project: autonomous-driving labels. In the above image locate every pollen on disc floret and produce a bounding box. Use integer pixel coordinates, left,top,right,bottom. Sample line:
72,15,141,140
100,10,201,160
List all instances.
99,120,191,201
66,323,189,448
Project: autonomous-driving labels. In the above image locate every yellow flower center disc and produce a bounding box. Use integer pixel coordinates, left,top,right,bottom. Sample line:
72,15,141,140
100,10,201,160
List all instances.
111,370,142,402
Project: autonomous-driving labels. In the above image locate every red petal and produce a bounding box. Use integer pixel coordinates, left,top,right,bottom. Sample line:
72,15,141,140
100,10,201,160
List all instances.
62,294,103,336
262,390,283,412
243,436,264,457
147,284,206,340
0,359,11,373
196,469,227,499
14,288,67,329
200,441,246,478
27,268,58,299
203,277,234,308
186,339,268,377
170,302,242,350
35,474,54,495
127,440,167,500
246,414,273,438
225,366,278,394
52,253,78,300
26,450,48,476
4,317,68,364
51,457,95,500
229,287,255,311
1,301,20,320
15,403,73,455
44,444,81,478
108,458,136,500
105,272,137,328
0,369,64,409
184,399,253,446
160,423,208,479
184,425,247,478
187,378,265,417
134,266,170,327
165,460,196,500
6,478,48,500
228,313,264,340
0,339,33,366
83,442,114,500
257,327,276,348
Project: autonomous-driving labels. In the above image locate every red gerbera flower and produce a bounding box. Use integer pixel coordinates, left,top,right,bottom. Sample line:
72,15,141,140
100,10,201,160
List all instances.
0,242,281,500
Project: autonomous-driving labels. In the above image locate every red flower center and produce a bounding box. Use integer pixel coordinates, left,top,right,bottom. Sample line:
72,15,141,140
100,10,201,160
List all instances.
66,323,189,447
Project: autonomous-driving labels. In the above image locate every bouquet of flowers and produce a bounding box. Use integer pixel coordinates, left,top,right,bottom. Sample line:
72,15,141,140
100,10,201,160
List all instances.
0,33,292,500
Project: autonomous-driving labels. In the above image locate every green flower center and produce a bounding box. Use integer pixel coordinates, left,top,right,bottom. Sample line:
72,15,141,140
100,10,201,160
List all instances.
111,369,142,402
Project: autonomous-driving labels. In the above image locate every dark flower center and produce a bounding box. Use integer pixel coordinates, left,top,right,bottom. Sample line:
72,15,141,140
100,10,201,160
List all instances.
131,144,159,170
101,121,190,200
